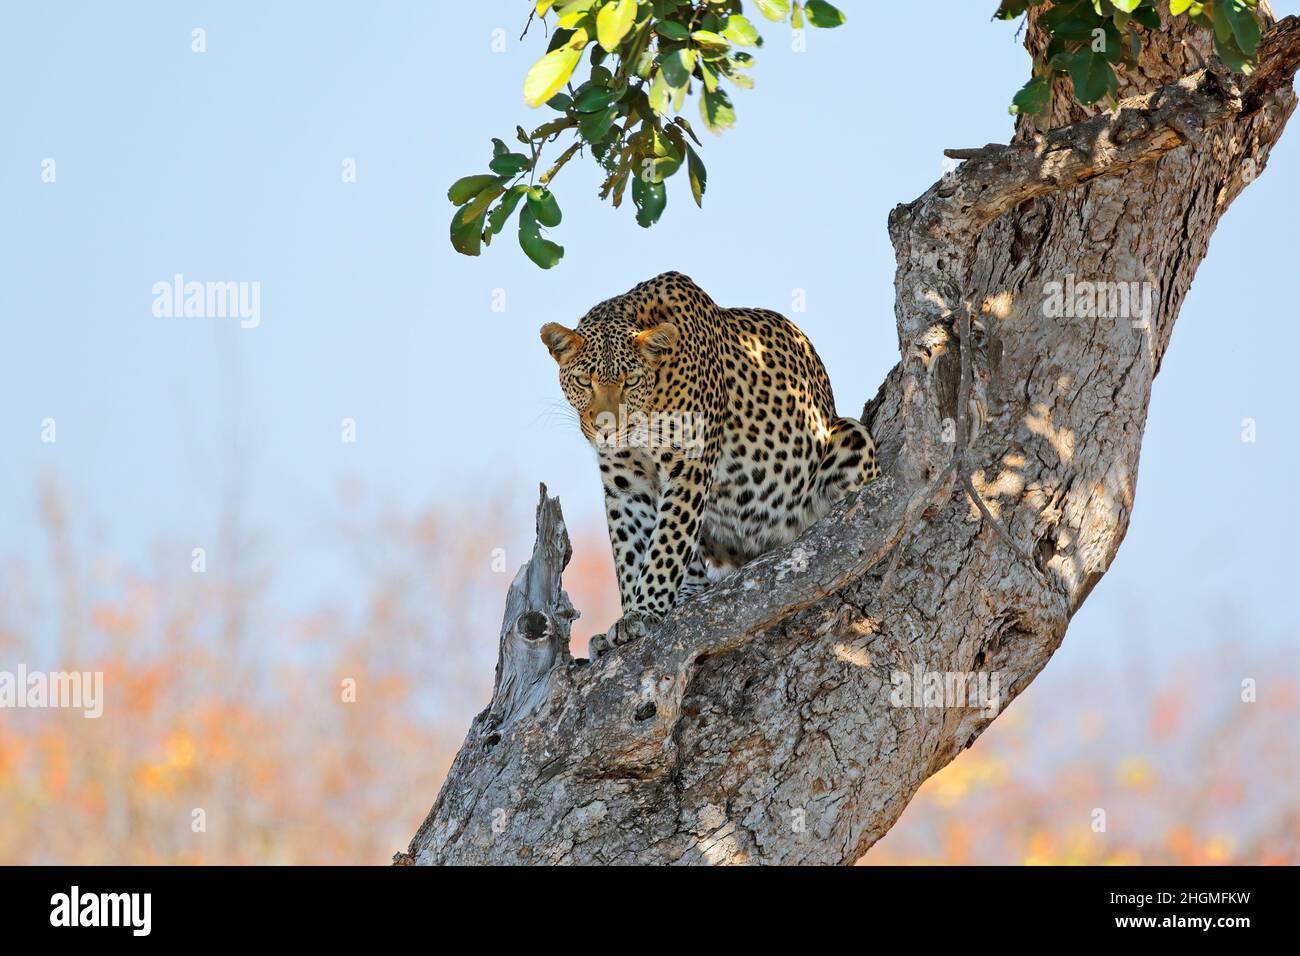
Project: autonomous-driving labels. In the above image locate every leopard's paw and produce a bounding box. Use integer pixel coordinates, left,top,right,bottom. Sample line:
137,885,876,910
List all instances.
587,631,614,659
587,609,661,659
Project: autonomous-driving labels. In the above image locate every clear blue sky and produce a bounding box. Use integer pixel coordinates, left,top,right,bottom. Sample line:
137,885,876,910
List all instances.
2,1,1297,672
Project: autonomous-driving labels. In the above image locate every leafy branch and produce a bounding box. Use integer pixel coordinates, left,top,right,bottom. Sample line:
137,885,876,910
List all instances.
998,0,1265,121
447,1,1268,269
447,0,845,268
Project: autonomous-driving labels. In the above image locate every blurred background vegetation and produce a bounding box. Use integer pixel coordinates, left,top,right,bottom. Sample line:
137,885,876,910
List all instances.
2,475,1295,865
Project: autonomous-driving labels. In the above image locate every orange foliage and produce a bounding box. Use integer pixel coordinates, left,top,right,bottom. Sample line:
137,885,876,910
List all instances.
865,659,1300,865
1,481,1296,864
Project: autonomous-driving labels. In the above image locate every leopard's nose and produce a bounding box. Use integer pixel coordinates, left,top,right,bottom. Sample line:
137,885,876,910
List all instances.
582,411,614,439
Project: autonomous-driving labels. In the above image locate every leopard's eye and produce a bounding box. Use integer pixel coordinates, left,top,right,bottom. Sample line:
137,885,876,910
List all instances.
573,373,593,388
625,374,643,389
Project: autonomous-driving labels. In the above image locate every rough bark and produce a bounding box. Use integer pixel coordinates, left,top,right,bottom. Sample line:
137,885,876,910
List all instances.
405,7,1300,865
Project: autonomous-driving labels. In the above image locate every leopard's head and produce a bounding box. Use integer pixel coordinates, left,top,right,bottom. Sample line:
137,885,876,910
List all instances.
540,306,677,448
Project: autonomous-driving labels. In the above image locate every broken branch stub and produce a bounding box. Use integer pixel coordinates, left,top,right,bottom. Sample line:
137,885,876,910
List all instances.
485,483,576,734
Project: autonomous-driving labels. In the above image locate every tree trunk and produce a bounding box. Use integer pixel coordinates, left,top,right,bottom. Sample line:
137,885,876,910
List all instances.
402,7,1300,866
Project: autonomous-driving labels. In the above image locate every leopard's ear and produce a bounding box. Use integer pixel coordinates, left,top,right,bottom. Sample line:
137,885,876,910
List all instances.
540,322,584,365
633,322,679,364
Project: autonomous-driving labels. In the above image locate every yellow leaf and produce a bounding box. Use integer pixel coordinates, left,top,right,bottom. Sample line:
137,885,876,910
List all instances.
523,30,588,107
596,0,637,52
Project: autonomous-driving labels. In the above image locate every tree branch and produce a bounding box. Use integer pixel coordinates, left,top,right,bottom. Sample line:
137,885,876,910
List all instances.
905,16,1298,247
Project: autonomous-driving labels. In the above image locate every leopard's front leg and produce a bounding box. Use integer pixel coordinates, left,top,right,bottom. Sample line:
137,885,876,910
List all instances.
598,449,659,613
635,451,715,617
589,449,716,658
589,450,658,659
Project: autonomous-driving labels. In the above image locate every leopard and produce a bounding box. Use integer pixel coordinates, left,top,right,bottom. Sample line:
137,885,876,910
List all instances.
540,271,879,657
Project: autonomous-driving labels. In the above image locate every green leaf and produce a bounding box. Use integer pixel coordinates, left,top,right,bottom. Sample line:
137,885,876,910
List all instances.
531,118,573,139
1061,48,1117,104
448,174,503,205
1130,4,1161,29
673,116,702,145
803,0,846,27
1211,33,1253,74
698,58,719,92
458,184,505,225
489,150,531,176
632,176,666,227
648,68,672,114
572,83,621,112
725,66,754,90
1009,74,1052,116
691,30,731,55
518,205,564,268
523,31,588,107
1108,0,1140,12
643,127,683,181
596,0,638,52
1170,0,1194,14
526,186,563,227
721,14,761,47
577,104,619,141
660,47,697,87
1095,19,1124,64
556,0,597,29
685,143,707,207
1041,0,1103,40
487,186,527,235
1219,0,1261,57
546,92,573,111
654,20,690,41
996,0,1043,18
753,0,791,22
450,204,488,256
699,87,736,133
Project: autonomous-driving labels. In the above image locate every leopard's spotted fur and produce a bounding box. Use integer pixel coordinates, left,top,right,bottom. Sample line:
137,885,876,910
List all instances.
541,272,879,656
